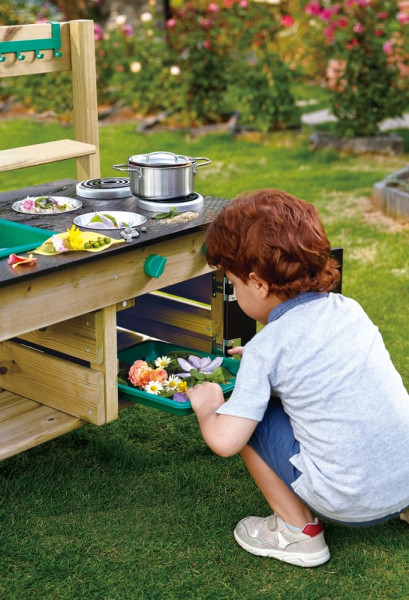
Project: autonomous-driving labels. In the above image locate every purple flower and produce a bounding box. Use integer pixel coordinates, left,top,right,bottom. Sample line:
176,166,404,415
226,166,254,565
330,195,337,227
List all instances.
173,392,189,403
177,355,223,377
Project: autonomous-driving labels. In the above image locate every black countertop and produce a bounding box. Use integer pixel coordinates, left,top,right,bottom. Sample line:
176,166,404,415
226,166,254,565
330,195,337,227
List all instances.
0,179,228,287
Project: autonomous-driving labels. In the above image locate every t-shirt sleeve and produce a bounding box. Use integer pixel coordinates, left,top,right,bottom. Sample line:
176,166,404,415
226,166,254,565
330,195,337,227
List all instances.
216,346,272,421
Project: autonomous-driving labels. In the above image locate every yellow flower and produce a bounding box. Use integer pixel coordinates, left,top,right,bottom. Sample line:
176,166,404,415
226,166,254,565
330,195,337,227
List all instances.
177,381,188,393
67,225,84,250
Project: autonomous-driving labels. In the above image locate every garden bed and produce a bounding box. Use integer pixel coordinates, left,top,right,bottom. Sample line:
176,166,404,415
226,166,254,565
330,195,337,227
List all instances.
310,131,404,156
372,166,409,220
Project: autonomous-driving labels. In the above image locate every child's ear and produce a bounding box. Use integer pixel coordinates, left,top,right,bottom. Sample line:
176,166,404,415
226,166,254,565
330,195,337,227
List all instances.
248,272,270,297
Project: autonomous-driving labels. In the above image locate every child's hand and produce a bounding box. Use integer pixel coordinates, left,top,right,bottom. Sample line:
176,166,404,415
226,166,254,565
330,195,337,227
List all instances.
227,346,243,356
187,381,224,414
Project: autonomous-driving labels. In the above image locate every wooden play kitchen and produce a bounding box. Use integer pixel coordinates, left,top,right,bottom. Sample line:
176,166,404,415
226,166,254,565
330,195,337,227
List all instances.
0,179,256,460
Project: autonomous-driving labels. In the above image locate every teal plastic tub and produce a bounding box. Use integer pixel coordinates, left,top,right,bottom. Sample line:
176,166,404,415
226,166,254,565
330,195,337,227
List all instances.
0,218,54,259
118,340,239,416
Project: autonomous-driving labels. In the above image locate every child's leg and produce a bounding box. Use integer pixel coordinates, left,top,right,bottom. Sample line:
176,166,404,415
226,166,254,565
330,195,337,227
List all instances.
241,443,313,528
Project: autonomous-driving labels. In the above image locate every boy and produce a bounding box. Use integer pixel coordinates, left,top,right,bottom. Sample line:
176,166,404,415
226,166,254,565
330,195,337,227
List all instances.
187,189,409,568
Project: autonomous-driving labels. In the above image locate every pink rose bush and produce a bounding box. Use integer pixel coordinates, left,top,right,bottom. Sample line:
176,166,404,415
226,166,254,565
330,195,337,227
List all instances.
303,0,409,137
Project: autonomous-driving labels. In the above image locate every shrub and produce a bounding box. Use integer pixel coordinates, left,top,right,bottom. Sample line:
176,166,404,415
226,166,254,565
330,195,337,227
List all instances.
303,0,409,137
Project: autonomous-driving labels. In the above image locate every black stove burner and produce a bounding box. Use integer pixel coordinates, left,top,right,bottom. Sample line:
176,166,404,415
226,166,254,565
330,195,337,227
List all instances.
82,177,130,190
149,192,200,203
76,177,131,199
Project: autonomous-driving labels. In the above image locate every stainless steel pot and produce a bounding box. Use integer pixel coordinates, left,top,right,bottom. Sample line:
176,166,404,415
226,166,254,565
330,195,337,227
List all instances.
112,151,211,200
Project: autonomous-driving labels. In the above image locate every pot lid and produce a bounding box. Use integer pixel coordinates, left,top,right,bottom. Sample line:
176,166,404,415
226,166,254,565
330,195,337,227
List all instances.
128,151,194,167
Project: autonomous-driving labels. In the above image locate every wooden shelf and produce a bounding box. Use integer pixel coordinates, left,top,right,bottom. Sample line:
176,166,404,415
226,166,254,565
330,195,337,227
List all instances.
0,139,96,173
0,390,85,460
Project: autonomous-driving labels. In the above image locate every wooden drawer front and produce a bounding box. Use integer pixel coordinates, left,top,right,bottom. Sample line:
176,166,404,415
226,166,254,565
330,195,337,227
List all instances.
18,312,103,363
0,340,105,425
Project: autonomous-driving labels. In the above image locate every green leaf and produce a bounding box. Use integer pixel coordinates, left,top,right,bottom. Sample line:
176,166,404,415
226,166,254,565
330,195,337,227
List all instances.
153,207,179,219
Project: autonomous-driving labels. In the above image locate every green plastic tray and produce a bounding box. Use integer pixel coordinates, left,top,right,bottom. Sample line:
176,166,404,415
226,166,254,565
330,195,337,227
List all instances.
0,218,54,259
118,340,239,416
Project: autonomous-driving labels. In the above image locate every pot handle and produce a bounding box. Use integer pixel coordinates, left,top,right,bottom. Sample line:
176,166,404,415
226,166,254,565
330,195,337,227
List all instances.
193,157,211,173
112,163,142,176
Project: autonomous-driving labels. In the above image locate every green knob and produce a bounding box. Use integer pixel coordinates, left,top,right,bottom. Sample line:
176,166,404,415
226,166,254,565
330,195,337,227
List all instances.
202,243,207,256
144,254,167,278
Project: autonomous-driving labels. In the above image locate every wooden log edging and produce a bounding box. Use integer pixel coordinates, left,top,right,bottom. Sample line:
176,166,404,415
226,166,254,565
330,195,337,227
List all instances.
372,166,409,221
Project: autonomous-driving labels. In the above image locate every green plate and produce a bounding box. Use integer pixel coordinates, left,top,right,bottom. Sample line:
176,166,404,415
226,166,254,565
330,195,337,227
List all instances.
118,340,239,416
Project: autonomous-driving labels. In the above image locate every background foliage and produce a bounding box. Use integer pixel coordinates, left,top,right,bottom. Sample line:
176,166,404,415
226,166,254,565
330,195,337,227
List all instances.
0,1,408,134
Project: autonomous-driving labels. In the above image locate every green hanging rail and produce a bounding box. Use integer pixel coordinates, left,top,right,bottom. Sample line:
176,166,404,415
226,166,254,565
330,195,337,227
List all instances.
0,22,63,63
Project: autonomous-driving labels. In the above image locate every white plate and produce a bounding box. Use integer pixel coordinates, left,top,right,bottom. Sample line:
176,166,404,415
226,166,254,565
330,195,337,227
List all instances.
12,196,82,214
73,211,147,230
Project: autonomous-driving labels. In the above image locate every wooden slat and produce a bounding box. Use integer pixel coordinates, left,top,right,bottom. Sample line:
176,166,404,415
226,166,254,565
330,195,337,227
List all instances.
0,393,84,460
18,312,102,363
0,390,40,422
120,294,213,337
0,340,105,425
120,322,213,354
0,140,96,173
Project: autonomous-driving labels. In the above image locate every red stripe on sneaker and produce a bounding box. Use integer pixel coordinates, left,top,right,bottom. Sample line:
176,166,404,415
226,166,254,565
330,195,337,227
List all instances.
302,519,323,537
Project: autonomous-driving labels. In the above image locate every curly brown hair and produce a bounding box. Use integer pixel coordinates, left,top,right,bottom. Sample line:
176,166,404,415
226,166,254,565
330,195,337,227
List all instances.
205,189,340,299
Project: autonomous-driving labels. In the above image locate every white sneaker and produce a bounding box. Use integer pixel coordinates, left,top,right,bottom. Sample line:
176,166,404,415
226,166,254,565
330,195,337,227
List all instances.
234,514,330,567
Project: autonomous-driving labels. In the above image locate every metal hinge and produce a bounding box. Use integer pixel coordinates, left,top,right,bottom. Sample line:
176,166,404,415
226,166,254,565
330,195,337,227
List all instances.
212,337,242,356
211,274,236,302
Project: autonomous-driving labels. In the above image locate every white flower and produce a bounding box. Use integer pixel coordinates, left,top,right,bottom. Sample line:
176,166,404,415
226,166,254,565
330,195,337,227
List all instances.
170,65,180,76
115,14,127,25
144,381,164,395
146,28,154,37
165,375,182,392
154,355,171,368
130,61,142,73
140,12,153,23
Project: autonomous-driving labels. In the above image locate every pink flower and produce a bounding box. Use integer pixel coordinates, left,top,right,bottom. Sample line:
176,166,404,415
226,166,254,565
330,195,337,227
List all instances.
115,64,125,72
397,12,409,25
239,0,248,7
51,235,69,253
199,17,212,29
353,22,364,33
203,39,211,49
94,23,104,41
374,29,384,36
346,38,359,49
166,18,177,28
383,40,394,55
223,0,233,6
122,24,133,37
207,2,220,13
305,1,322,16
377,12,388,20
281,15,294,28
337,18,349,28
319,8,334,22
324,25,336,43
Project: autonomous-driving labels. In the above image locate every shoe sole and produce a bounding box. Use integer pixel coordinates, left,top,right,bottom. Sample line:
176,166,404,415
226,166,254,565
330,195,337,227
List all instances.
234,530,330,567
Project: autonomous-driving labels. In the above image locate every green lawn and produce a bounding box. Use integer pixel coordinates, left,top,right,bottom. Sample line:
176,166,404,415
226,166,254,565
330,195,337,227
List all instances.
0,119,408,599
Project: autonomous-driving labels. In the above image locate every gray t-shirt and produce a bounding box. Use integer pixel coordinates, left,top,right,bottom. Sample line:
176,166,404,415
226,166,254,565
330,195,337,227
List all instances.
216,292,409,522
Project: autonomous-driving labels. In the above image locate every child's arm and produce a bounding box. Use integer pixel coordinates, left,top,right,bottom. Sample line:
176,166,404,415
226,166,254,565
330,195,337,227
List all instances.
187,381,258,457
